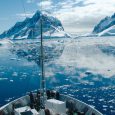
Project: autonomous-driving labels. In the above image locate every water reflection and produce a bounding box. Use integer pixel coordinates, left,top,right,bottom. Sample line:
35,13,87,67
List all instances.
0,39,115,115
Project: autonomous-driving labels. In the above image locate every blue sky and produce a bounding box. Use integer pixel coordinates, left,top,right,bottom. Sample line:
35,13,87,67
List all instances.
0,0,115,34
0,0,38,33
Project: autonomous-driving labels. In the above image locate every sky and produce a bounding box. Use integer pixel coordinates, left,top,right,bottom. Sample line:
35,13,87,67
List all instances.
0,0,115,34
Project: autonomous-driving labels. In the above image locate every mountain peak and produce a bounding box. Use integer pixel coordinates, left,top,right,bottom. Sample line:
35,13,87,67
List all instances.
93,13,115,34
0,10,66,39
92,13,115,36
32,10,41,19
111,13,115,18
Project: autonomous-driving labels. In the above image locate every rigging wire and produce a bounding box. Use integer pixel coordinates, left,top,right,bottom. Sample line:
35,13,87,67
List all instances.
39,0,47,109
20,0,27,18
20,0,47,109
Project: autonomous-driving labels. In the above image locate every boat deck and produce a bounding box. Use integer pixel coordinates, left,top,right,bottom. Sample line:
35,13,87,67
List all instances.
0,92,103,115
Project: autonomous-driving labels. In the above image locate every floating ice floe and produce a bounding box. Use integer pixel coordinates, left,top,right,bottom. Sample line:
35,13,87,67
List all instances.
111,110,115,113
0,78,8,81
5,97,15,102
12,72,18,77
110,106,113,108
10,80,14,82
88,99,94,102
17,59,21,61
99,99,104,102
10,58,17,60
103,108,107,111
103,105,108,108
21,73,27,77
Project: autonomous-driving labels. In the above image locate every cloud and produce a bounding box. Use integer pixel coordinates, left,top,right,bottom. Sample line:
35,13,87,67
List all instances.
57,37,115,77
16,12,34,19
18,0,115,34
27,0,35,3
50,0,115,34
37,0,53,10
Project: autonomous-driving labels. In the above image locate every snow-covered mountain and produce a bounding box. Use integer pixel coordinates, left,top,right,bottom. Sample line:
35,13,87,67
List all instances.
98,25,115,36
0,11,70,39
93,13,115,36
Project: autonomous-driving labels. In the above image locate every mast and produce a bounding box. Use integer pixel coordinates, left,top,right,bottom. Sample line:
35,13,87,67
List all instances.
40,6,46,109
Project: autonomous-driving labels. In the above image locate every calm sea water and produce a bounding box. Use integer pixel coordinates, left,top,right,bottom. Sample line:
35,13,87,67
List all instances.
0,39,115,115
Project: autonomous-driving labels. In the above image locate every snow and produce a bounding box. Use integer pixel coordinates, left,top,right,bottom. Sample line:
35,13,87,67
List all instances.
51,25,71,38
50,30,66,38
0,10,66,40
98,25,115,36
93,13,115,34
